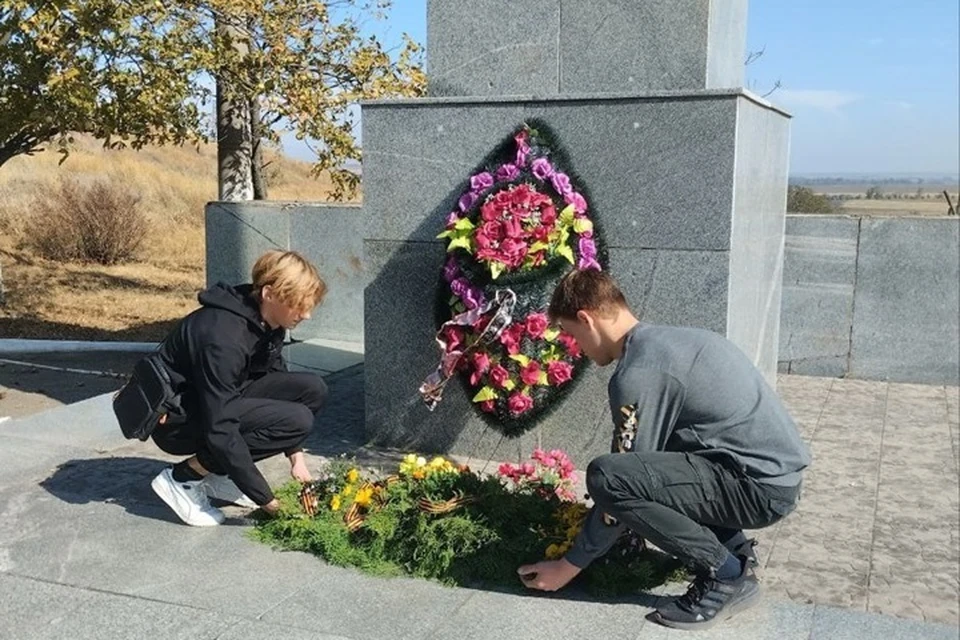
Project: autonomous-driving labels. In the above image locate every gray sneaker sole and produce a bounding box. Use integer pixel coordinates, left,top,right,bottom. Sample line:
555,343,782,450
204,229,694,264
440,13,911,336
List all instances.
650,580,762,631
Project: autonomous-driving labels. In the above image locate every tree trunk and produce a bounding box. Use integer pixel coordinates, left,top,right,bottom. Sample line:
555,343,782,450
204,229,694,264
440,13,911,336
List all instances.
215,19,253,201
250,95,268,200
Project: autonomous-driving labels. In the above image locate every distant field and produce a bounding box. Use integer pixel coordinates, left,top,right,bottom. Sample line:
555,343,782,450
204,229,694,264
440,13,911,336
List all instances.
802,182,959,217
811,182,959,196
836,198,954,216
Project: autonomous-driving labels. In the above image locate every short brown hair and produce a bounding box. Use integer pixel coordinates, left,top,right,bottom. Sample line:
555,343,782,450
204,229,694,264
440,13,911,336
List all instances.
251,250,327,310
548,269,628,321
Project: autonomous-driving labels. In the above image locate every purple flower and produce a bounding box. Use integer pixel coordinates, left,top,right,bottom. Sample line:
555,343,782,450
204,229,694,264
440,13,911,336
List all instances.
445,211,460,228
443,257,460,283
531,157,554,181
470,172,494,192
451,277,485,309
463,285,486,310
551,172,573,196
458,191,479,212
577,237,601,271
564,191,587,214
495,163,520,182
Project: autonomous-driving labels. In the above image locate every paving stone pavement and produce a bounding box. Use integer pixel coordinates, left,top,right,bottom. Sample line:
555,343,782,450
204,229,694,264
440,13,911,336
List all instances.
0,364,957,639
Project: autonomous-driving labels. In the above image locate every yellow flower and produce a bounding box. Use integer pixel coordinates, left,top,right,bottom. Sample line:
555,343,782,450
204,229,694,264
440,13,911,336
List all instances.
354,486,374,507
342,484,355,497
346,469,359,484
429,456,446,469
330,495,342,511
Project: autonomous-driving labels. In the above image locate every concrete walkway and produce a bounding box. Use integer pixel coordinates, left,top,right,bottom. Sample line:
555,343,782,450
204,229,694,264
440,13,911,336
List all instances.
0,366,957,639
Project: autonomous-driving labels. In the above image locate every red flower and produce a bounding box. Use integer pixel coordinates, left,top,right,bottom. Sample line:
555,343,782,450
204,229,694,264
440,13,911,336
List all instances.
489,364,511,389
520,361,542,386
557,332,581,358
442,326,465,352
540,203,557,226
502,217,524,239
508,392,534,416
531,225,550,243
480,399,497,413
525,312,549,339
472,314,492,333
547,360,574,386
499,237,528,268
469,351,491,385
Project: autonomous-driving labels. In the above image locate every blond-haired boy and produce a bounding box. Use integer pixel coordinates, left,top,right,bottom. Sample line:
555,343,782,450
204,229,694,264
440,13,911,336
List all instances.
149,250,328,526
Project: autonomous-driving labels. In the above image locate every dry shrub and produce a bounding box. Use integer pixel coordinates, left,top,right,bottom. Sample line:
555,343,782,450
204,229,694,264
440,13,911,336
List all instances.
28,179,147,265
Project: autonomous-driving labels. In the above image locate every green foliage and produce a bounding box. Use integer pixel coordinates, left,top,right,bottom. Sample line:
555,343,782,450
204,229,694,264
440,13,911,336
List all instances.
1,1,425,198
252,459,683,596
787,185,835,214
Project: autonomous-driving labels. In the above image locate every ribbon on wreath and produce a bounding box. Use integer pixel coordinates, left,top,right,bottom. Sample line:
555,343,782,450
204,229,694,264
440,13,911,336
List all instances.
418,289,517,411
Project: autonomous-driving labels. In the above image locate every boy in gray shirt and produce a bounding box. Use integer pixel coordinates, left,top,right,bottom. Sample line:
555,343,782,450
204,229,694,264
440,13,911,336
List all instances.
518,269,810,631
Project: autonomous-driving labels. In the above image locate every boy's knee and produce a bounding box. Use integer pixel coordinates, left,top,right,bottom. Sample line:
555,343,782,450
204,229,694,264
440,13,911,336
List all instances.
291,404,315,436
586,455,619,504
305,377,328,414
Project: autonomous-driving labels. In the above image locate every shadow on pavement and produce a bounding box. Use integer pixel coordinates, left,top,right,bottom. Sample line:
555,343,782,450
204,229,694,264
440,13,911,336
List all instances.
37,456,250,527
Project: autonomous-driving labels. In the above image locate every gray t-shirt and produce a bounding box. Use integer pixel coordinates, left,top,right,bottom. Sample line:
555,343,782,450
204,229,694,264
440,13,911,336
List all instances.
565,323,811,568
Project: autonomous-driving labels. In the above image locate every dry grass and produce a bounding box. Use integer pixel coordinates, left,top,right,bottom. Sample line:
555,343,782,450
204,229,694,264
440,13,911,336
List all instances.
837,198,955,216
0,135,343,340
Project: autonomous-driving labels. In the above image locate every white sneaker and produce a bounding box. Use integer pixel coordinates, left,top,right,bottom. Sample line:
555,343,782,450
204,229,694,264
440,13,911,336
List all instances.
150,467,225,527
202,474,258,508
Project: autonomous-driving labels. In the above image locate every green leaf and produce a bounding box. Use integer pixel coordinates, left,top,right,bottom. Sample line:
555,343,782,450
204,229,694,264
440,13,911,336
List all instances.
436,229,453,239
541,344,562,362
489,261,504,280
503,379,516,391
453,217,476,231
472,387,498,403
559,204,576,227
509,354,531,367
528,241,550,253
537,371,549,386
543,327,560,342
557,244,575,264
448,235,472,252
573,218,594,235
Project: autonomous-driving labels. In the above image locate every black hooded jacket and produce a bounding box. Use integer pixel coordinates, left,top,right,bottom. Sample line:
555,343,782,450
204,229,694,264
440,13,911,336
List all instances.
158,282,286,505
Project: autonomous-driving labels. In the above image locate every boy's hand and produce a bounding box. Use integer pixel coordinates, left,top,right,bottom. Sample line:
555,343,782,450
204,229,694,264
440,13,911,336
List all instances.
288,451,313,483
261,498,282,516
517,558,581,592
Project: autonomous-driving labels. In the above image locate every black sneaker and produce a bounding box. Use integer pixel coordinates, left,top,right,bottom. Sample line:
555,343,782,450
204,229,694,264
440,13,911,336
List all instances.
730,537,760,574
651,559,760,630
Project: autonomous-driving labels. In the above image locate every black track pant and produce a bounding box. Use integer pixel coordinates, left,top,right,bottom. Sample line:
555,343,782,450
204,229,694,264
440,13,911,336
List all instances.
152,372,327,474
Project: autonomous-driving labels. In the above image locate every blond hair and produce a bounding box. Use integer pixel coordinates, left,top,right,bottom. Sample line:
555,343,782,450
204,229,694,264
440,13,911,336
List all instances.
251,250,327,310
548,269,628,321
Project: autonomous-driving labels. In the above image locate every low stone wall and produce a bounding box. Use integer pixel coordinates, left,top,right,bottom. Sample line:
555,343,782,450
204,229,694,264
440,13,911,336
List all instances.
205,205,959,386
205,201,364,345
779,214,959,385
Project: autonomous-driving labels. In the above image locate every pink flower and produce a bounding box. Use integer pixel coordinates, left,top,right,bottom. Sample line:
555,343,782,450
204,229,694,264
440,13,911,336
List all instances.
564,191,588,214
520,461,535,475
480,399,497,414
499,237,528,268
508,392,534,416
520,361,541,386
515,131,531,167
489,364,511,389
475,220,504,249
525,313,549,339
441,326,465,353
502,217,524,239
469,351,491,385
551,172,573,196
578,237,601,271
499,324,526,355
557,332,581,358
540,203,557,226
547,360,574,386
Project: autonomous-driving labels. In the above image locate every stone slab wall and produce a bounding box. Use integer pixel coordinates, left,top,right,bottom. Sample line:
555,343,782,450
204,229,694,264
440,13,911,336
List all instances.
779,215,959,385
205,201,364,344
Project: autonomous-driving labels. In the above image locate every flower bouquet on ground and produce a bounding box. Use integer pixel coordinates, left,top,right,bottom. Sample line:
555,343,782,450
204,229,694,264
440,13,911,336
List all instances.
252,449,683,595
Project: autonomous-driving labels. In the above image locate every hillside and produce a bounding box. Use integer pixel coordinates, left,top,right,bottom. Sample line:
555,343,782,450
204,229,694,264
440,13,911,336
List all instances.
0,136,342,341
